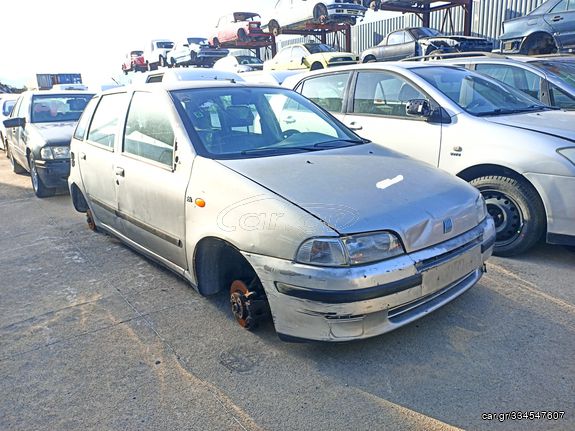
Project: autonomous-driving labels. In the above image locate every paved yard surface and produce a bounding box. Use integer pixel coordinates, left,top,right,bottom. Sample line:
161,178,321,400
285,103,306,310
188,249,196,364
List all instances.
0,155,573,431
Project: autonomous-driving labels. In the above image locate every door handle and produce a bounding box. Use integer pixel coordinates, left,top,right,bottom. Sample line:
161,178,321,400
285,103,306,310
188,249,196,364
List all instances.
347,121,363,131
115,167,125,177
552,15,564,21
80,152,86,160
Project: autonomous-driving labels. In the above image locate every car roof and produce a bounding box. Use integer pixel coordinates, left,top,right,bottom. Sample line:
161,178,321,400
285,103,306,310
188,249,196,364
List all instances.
22,90,95,96
100,80,287,95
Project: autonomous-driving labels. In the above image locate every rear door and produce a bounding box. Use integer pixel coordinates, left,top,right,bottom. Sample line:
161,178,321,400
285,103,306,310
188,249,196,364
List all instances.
79,92,129,231
342,70,442,166
115,90,190,269
382,31,414,61
545,0,575,48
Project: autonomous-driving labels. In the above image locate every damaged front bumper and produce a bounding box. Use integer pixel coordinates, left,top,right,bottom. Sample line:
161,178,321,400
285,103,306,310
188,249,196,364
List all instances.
243,217,495,342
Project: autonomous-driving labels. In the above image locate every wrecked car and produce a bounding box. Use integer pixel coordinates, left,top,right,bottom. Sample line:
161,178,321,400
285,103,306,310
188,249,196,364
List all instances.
360,27,493,62
68,82,495,342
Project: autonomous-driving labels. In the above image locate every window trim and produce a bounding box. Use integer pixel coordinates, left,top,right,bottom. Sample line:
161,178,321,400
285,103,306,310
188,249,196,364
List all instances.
85,92,128,152
295,70,353,114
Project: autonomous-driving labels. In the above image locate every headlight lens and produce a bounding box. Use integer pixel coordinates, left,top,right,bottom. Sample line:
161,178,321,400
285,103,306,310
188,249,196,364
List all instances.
475,195,487,223
558,147,575,166
40,146,69,160
296,231,404,267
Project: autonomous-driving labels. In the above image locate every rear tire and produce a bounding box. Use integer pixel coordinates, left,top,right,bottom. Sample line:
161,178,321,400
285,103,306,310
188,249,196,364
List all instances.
521,33,557,55
310,62,324,70
213,37,220,48
29,154,55,198
363,55,377,63
238,29,249,42
470,176,545,256
268,20,280,37
313,4,329,24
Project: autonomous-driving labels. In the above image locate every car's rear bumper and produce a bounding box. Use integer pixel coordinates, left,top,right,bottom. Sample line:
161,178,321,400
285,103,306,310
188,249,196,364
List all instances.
244,217,495,342
34,159,70,188
525,173,575,245
327,4,367,17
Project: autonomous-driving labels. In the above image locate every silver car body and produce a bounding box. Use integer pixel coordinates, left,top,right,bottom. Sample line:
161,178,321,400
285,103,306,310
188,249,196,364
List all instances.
436,55,575,109
68,82,494,342
283,63,575,248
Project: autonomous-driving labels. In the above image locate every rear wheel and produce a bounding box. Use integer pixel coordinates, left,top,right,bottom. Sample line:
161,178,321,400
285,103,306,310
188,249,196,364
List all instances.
313,4,329,24
86,208,97,231
310,62,324,71
363,55,377,63
238,29,249,42
29,154,55,198
268,20,280,37
521,33,557,55
212,37,220,48
470,176,545,256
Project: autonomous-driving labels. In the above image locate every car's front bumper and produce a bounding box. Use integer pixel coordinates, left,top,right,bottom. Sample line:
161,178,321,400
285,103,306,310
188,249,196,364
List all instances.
244,217,495,342
34,159,70,188
525,172,575,246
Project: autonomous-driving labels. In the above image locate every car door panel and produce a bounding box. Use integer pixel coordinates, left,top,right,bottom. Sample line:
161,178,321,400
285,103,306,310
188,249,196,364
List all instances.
342,71,442,166
115,91,189,269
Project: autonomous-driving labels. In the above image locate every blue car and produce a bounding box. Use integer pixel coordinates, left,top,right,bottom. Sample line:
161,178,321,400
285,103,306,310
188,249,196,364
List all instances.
500,0,575,54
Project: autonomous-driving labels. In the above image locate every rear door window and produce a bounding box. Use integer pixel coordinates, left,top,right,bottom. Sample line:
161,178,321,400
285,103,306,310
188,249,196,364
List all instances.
73,97,99,141
475,64,542,100
86,93,127,149
298,72,351,112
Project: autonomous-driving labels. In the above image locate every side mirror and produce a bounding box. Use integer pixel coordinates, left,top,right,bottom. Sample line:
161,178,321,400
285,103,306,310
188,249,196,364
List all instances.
3,117,26,128
406,99,432,117
301,56,306,65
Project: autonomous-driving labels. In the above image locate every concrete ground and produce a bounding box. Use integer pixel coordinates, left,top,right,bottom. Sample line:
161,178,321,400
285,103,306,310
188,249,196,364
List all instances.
0,154,573,431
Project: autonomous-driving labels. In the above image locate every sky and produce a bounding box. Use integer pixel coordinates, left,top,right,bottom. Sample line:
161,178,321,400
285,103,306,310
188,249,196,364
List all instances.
0,0,270,88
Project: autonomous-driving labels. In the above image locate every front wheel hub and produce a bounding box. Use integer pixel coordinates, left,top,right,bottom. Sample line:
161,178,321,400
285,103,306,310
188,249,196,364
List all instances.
229,279,270,330
482,190,524,246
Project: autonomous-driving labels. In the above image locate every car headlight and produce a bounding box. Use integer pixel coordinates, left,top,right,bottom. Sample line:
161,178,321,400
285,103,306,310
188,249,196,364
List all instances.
296,231,404,267
558,147,575,167
475,195,487,223
40,146,70,160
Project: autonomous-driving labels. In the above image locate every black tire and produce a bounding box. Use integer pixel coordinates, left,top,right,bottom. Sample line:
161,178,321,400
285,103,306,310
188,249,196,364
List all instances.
313,4,329,24
268,20,280,37
310,62,324,71
521,33,557,55
427,49,445,60
29,154,55,198
470,176,545,256
8,144,26,174
238,29,249,42
213,37,220,48
363,55,377,63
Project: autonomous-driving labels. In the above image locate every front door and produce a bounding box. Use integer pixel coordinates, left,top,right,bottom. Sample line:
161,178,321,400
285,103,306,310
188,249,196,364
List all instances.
342,70,442,166
115,91,189,269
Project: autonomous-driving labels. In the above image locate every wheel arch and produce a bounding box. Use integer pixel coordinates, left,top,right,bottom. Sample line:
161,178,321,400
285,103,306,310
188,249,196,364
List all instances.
70,182,89,213
193,236,259,297
457,163,548,221
519,31,558,53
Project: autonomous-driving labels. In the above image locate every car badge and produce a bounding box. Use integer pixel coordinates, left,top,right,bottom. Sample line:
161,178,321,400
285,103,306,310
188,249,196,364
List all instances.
443,218,453,234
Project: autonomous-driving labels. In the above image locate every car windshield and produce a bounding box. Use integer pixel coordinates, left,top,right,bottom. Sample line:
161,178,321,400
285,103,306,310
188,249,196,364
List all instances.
171,87,363,159
156,41,174,49
188,38,208,45
412,66,549,116
236,56,263,65
530,60,575,88
304,44,335,54
411,27,442,39
31,94,94,123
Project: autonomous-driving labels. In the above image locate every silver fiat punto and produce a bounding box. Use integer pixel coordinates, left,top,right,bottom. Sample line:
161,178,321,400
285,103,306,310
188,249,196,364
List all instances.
68,82,495,342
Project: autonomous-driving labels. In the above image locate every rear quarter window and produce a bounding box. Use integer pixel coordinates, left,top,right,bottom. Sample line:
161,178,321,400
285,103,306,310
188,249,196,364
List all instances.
73,97,99,141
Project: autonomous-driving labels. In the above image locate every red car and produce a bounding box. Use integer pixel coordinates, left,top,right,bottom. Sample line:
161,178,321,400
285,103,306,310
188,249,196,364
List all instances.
122,50,147,74
210,12,272,47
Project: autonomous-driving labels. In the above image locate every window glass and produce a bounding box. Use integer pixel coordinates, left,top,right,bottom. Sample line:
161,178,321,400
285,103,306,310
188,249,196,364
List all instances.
171,87,358,159
475,64,541,99
2,99,16,117
299,72,350,112
387,31,405,45
87,93,127,148
292,46,308,59
549,83,575,109
31,94,94,123
353,71,426,118
275,47,292,62
550,0,568,12
124,92,175,166
73,96,99,140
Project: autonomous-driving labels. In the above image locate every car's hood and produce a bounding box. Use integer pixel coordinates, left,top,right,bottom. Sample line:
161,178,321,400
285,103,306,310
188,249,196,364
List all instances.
483,110,575,142
30,122,76,145
219,144,482,252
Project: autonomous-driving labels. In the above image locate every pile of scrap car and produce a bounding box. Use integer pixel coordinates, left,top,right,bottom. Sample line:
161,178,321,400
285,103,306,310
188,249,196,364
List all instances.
2,0,574,342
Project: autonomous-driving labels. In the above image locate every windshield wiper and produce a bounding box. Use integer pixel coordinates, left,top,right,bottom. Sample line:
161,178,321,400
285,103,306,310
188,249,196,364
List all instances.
312,138,369,148
474,105,548,117
240,146,321,155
